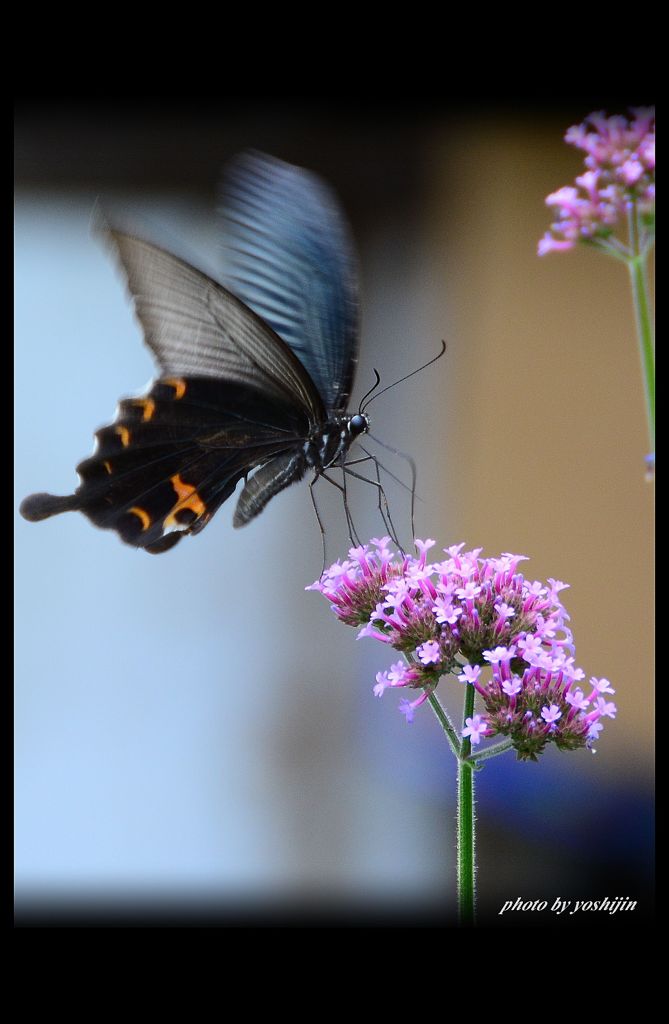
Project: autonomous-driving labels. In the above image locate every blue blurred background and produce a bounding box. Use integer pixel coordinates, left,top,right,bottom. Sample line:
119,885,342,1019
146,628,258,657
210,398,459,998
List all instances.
15,100,654,925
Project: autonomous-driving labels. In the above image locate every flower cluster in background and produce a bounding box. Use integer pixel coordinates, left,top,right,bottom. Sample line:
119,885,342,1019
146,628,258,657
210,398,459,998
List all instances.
538,107,655,256
308,540,616,761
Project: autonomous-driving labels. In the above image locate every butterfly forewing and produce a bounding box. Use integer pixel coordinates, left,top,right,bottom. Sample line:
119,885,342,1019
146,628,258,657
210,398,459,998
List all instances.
220,151,359,414
100,227,326,424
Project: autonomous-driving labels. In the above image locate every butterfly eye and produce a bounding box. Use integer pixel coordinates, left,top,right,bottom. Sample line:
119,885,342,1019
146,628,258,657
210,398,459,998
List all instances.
349,414,368,437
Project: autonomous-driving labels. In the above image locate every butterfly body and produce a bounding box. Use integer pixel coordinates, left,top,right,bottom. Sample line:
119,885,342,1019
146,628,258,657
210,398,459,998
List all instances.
20,152,367,554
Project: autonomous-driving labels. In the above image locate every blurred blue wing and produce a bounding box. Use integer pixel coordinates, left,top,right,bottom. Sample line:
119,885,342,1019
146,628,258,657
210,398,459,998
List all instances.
219,151,359,414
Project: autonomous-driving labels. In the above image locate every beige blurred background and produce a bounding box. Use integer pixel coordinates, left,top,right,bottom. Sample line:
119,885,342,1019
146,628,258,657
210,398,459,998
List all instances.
15,100,654,925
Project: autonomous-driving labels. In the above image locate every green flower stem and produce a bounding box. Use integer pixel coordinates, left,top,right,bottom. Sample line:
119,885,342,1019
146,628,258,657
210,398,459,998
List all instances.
626,203,655,464
588,237,632,262
458,682,476,926
629,256,654,449
427,690,461,756
464,737,515,765
627,216,655,461
590,206,654,471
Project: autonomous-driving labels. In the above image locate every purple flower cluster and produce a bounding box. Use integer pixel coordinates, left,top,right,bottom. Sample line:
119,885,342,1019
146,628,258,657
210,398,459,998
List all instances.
308,540,616,761
465,645,616,762
538,107,655,256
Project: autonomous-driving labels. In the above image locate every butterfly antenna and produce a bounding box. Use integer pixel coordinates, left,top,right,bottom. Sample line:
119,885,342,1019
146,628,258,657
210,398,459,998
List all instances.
357,369,381,415
361,340,446,414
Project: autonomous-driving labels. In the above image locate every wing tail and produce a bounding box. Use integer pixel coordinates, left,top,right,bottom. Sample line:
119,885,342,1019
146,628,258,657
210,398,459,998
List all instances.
20,492,80,522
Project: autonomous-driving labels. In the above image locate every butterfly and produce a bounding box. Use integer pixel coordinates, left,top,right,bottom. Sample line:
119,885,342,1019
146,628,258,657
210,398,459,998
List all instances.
20,151,371,554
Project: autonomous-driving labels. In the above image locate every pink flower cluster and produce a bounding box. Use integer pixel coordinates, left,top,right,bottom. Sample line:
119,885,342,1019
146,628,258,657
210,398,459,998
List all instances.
538,107,655,256
464,646,616,762
308,540,616,760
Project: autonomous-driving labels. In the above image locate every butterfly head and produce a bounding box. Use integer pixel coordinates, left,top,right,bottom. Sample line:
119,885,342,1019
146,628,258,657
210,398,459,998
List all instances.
348,413,369,438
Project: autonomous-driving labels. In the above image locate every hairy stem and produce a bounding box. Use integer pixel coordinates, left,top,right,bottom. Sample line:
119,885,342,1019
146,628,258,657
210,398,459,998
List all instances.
627,203,655,468
458,684,476,925
427,689,461,757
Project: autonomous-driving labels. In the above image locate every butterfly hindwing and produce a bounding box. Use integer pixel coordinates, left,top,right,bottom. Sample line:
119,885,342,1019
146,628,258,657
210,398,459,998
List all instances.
66,377,310,552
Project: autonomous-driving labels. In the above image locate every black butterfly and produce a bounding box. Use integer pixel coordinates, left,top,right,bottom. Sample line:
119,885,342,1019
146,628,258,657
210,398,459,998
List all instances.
20,151,371,554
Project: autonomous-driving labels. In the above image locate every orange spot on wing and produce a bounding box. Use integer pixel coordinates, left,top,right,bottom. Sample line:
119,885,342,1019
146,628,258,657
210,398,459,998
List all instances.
132,398,155,421
115,426,130,447
129,506,151,531
103,461,113,474
165,473,206,528
164,377,187,400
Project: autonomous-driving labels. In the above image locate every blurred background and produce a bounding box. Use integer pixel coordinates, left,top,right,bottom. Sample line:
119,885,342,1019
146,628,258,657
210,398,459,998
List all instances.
14,98,654,926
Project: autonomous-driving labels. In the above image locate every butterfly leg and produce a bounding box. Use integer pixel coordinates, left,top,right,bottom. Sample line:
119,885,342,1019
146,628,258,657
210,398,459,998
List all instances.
365,454,404,555
309,475,329,577
319,470,362,547
339,459,356,546
364,436,418,542
341,454,400,549
342,461,404,553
